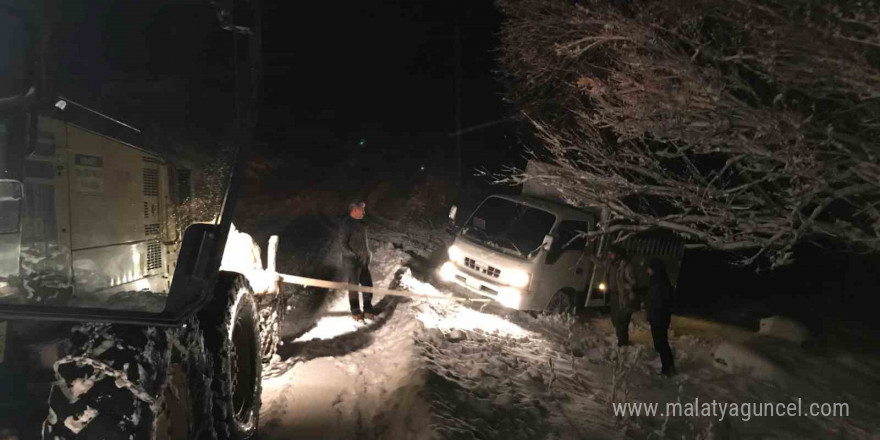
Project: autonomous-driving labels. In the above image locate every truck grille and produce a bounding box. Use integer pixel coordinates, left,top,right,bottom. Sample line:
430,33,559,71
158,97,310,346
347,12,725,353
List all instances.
143,168,159,196
145,223,160,236
464,257,501,278
146,241,163,270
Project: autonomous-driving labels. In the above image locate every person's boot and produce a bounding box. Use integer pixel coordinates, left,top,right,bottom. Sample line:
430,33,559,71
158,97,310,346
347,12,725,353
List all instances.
660,365,676,377
364,305,380,321
352,312,364,322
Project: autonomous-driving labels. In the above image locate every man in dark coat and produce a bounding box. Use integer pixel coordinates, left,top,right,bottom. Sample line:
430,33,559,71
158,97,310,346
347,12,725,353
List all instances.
647,259,675,376
606,246,637,346
339,201,374,321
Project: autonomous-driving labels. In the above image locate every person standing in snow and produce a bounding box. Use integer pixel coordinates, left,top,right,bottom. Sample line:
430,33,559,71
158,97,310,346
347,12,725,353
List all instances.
339,201,375,321
606,245,636,346
646,259,675,376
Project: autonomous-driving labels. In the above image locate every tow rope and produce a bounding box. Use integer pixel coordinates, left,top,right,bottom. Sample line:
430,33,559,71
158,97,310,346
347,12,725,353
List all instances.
277,273,491,303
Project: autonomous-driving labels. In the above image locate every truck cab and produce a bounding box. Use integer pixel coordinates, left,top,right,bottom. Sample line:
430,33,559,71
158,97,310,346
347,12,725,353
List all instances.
0,0,254,324
0,107,186,312
0,1,270,437
441,193,604,310
440,161,685,312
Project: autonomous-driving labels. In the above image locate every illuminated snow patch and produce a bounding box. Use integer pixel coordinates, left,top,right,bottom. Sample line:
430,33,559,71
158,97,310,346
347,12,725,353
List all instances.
399,269,447,299
400,268,530,337
294,316,362,342
416,305,531,338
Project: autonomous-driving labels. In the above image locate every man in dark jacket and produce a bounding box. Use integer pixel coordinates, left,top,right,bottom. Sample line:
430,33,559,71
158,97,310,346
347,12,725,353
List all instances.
647,259,675,376
340,201,374,321
607,246,637,347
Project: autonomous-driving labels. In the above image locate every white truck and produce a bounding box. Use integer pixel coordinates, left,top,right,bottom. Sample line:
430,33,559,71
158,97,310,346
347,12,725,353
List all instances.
440,160,685,313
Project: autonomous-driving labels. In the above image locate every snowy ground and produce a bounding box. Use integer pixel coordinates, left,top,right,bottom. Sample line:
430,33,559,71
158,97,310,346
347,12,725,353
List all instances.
257,219,880,440
3,213,877,438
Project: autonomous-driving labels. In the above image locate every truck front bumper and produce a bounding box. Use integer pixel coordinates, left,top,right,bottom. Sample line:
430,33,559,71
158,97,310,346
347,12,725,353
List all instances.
438,262,528,310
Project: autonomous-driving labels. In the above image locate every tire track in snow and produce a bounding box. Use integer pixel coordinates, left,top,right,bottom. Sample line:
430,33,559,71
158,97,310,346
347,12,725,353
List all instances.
259,294,432,440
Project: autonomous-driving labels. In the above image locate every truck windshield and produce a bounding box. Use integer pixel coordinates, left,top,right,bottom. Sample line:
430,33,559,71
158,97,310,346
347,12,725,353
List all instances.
463,197,556,257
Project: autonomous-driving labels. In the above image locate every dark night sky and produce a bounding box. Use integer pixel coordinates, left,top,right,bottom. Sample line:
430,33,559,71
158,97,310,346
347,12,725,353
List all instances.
258,1,515,173
36,0,520,180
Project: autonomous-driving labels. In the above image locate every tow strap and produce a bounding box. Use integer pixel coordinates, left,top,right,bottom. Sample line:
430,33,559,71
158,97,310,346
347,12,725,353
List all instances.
277,273,491,303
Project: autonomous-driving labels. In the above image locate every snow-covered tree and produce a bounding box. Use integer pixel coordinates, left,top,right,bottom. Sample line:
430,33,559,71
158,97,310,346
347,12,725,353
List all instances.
497,0,880,267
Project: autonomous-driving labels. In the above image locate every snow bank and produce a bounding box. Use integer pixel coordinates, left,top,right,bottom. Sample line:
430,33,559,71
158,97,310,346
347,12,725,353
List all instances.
220,224,282,295
757,315,812,345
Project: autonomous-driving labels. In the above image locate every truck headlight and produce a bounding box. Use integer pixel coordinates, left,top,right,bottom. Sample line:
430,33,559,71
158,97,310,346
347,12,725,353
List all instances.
439,262,456,282
447,245,464,262
497,287,522,309
500,269,530,288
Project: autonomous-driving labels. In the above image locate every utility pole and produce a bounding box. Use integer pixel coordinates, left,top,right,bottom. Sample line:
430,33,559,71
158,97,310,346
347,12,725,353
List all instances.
453,22,462,188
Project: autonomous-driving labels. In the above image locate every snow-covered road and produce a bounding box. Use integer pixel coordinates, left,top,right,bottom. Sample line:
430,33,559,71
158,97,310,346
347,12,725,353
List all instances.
260,294,430,439
257,222,880,440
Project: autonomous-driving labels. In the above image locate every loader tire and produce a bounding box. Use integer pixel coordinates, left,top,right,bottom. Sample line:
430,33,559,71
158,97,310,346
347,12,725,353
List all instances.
198,272,262,440
43,321,215,440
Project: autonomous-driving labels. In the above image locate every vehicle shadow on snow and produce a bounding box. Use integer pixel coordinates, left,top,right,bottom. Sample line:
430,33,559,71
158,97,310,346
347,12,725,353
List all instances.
264,295,403,378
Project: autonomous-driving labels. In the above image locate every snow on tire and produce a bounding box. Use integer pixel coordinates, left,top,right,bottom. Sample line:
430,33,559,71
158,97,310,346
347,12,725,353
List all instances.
42,321,215,439
198,272,262,440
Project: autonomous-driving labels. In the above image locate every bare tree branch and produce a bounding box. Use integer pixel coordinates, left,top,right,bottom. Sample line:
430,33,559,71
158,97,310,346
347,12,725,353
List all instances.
498,0,880,267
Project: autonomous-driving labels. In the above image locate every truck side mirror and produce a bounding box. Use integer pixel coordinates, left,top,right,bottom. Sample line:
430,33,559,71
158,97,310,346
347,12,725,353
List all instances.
541,234,554,252
448,205,458,224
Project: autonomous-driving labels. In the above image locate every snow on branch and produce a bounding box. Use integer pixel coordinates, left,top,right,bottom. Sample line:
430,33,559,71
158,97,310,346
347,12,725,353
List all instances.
497,0,880,267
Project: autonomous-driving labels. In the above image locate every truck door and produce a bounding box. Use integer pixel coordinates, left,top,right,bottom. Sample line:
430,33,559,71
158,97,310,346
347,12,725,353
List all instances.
540,220,592,305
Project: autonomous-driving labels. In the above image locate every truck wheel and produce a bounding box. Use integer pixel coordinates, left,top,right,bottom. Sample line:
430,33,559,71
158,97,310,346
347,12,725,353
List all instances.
43,322,213,440
155,317,217,440
198,273,262,440
545,289,575,315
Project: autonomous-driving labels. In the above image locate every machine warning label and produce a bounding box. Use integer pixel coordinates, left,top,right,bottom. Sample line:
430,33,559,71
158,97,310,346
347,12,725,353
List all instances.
74,154,105,193
0,321,6,364
75,154,103,168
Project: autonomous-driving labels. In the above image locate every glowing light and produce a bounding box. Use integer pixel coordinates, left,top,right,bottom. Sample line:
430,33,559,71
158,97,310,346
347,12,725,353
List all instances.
598,282,606,291
447,245,464,262
497,287,522,309
500,269,530,288
439,262,456,282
